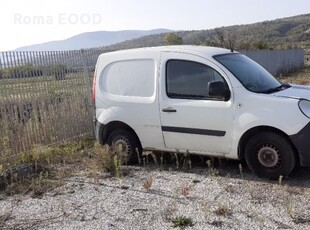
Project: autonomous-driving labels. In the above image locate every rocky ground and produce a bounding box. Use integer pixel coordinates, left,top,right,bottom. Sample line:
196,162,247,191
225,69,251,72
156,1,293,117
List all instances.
1,159,310,230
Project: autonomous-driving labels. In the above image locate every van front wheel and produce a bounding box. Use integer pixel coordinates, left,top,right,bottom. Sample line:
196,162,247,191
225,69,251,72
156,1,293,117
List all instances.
107,129,141,164
245,132,296,180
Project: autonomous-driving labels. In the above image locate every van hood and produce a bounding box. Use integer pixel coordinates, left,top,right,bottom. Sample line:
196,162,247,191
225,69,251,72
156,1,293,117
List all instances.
273,84,310,100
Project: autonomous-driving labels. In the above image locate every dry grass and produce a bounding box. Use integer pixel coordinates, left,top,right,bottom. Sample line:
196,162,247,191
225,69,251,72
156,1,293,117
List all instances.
0,136,93,199
179,185,191,197
143,176,153,191
279,61,310,85
0,136,135,200
0,72,93,155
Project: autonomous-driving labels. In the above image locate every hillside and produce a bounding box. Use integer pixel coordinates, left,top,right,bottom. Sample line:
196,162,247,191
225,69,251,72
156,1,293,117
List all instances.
106,14,310,51
13,14,310,52
15,29,171,51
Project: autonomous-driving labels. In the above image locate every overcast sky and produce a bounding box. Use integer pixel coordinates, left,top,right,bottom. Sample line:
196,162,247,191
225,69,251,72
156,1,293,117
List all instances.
1,0,309,51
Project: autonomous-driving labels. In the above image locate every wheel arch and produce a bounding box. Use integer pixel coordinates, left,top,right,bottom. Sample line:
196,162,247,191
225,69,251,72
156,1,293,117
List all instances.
238,126,300,164
98,120,142,148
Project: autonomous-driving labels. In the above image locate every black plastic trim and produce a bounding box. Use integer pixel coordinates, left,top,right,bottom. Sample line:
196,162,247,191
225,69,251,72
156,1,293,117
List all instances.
162,126,226,137
290,122,310,166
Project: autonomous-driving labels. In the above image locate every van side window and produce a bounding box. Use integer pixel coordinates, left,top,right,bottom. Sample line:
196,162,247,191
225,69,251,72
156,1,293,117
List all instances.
166,60,226,100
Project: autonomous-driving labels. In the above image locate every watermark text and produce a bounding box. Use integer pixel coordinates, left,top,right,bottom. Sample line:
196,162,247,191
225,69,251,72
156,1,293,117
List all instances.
14,13,102,25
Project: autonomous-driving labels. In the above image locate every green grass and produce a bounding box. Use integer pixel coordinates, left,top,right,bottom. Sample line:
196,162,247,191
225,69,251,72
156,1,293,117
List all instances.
171,216,193,228
0,73,88,100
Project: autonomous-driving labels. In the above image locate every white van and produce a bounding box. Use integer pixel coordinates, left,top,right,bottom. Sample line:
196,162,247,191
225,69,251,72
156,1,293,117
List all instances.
93,45,310,179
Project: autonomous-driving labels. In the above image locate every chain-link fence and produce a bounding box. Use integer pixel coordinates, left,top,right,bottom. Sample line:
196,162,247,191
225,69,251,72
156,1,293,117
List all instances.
0,49,108,154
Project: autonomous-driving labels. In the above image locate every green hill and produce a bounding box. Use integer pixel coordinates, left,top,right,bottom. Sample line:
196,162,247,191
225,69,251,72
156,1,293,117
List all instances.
105,14,310,51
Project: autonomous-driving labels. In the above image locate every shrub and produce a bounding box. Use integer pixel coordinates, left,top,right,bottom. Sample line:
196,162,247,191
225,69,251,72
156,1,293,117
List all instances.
0,64,43,79
171,216,193,228
45,64,67,80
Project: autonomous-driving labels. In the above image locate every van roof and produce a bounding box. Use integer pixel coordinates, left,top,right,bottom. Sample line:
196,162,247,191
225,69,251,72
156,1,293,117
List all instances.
100,45,235,59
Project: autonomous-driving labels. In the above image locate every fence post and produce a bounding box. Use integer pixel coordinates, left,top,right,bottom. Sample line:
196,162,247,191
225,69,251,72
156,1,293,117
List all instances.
81,49,95,132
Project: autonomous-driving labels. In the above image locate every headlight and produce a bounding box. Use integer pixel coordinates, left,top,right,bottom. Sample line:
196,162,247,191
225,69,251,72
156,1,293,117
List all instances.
298,99,310,118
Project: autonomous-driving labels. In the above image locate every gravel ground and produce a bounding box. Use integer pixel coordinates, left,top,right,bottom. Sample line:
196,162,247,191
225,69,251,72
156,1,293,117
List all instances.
0,161,310,230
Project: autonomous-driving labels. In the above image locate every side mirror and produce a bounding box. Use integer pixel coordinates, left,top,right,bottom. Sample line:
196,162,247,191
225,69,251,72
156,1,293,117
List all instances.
208,81,230,101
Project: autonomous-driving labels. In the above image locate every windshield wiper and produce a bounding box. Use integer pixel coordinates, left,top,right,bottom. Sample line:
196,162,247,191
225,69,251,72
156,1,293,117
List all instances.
258,83,291,94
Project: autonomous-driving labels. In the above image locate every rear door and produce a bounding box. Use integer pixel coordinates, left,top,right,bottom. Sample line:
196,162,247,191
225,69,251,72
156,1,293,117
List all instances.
159,52,234,155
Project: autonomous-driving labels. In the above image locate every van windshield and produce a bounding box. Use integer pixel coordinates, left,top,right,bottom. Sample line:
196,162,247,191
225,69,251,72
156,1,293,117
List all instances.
214,53,289,93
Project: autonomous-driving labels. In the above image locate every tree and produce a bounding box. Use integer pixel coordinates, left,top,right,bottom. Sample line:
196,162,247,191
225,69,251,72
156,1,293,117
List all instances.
165,33,183,45
238,39,252,51
204,29,237,51
215,29,237,51
253,39,269,50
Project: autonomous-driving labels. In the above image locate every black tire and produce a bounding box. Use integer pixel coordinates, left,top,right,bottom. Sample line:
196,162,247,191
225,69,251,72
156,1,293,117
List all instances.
245,132,296,180
107,129,141,164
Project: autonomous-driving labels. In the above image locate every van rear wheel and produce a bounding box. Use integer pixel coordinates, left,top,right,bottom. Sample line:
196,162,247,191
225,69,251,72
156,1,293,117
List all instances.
107,129,141,164
245,132,296,180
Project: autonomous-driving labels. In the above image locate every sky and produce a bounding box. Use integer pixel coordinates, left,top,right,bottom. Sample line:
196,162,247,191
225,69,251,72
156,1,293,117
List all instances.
0,0,309,51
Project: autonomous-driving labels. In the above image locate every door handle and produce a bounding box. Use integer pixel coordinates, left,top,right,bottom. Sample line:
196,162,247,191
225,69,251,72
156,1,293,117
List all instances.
162,107,177,112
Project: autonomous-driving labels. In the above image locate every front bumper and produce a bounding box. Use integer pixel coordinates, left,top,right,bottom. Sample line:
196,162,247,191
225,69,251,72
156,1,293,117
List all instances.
290,122,310,166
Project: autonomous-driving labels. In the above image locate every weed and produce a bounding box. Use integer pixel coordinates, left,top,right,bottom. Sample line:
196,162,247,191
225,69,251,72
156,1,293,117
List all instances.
92,143,123,177
179,184,191,197
150,152,158,165
174,152,179,169
273,175,284,192
187,159,192,170
239,163,243,178
182,150,188,168
224,183,234,193
136,148,141,165
249,212,265,229
201,203,211,220
171,216,193,228
181,150,192,170
206,160,219,176
160,152,164,168
278,175,283,186
285,197,294,218
113,155,122,178
142,151,157,165
206,160,211,169
143,176,153,191
143,157,146,167
163,189,179,222
213,204,232,216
